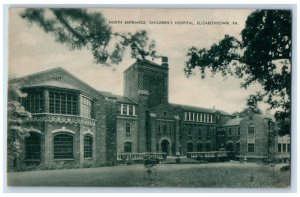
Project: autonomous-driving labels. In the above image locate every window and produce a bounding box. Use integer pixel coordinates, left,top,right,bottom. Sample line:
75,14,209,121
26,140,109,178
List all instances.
283,144,286,152
22,91,44,113
237,127,240,135
117,103,121,114
84,135,93,158
209,115,212,123
201,114,204,122
158,124,161,135
54,134,73,159
228,128,232,136
248,124,255,134
184,112,188,121
121,104,135,116
206,128,210,137
206,142,211,151
187,142,193,152
287,144,290,152
122,104,128,115
129,105,134,115
81,96,92,118
126,123,131,134
226,141,234,151
49,91,78,115
25,132,41,160
163,125,167,135
248,143,255,153
124,142,132,152
188,128,192,136
216,116,220,124
204,114,207,122
278,144,282,152
198,128,201,136
197,143,202,152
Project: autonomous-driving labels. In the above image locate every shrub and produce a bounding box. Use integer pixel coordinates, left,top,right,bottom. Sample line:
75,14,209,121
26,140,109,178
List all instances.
280,165,290,172
126,159,133,165
144,155,157,167
175,157,181,164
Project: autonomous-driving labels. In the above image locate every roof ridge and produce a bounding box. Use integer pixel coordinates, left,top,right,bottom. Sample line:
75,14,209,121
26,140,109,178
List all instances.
115,95,138,104
10,67,64,82
10,66,114,97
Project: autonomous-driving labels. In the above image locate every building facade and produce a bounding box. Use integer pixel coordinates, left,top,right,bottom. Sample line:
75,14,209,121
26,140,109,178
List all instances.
8,57,289,169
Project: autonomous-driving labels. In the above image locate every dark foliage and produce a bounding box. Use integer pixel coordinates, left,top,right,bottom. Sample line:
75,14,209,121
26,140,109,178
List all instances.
21,8,158,65
185,10,291,135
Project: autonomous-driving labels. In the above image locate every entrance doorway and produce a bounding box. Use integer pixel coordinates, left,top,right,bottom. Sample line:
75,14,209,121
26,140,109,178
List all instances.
161,139,170,155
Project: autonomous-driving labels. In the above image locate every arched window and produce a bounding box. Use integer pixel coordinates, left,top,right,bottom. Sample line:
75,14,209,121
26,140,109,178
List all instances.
226,141,234,151
25,132,41,160
124,142,132,153
54,133,73,159
197,142,202,152
84,135,93,158
206,142,211,151
248,123,255,134
187,142,193,152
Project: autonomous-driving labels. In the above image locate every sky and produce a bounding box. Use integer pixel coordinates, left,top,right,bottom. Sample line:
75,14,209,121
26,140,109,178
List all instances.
8,8,269,114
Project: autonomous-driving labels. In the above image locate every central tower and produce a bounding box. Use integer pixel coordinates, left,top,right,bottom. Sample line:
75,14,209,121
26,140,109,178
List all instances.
124,57,169,108
123,57,169,152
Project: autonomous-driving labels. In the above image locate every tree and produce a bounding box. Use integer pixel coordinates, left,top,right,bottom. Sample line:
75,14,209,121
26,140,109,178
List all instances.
184,10,291,136
21,8,158,65
232,94,263,118
7,83,32,171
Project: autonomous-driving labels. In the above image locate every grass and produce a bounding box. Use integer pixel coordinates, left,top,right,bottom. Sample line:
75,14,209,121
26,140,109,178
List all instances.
7,163,290,188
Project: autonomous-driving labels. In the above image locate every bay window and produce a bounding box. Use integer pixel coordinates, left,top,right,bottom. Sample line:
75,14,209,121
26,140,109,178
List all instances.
22,91,44,113
49,91,78,115
81,96,92,118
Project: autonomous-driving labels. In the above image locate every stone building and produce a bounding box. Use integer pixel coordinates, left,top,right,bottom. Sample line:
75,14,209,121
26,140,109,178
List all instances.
8,57,286,169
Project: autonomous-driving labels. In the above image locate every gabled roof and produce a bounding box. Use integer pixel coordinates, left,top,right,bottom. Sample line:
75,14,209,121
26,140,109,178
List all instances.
223,118,243,127
97,90,116,98
11,67,142,104
97,90,137,104
115,95,138,104
10,67,101,96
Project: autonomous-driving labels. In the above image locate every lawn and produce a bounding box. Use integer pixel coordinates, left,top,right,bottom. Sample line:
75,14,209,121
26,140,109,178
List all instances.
7,163,290,188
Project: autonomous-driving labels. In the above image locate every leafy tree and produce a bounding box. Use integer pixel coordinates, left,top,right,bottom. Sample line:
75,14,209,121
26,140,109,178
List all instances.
21,8,157,65
7,83,32,171
184,10,291,135
232,94,263,118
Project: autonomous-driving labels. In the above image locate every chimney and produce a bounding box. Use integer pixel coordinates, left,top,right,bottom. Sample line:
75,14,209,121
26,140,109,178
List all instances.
161,56,168,67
